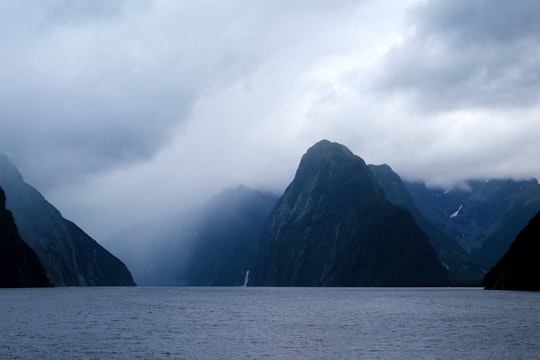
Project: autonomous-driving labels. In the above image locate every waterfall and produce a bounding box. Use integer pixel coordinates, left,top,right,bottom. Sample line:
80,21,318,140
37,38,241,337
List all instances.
243,270,250,287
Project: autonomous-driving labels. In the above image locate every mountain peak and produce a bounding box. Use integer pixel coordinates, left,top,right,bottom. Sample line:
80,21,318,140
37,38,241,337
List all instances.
253,140,448,286
308,139,354,155
303,140,358,164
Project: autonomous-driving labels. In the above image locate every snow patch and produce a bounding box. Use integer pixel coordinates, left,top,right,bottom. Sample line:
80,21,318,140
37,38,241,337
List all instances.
450,205,463,218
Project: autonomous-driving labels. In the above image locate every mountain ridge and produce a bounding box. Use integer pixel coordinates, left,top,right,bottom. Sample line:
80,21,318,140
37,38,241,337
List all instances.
368,164,486,285
404,178,540,269
0,153,135,286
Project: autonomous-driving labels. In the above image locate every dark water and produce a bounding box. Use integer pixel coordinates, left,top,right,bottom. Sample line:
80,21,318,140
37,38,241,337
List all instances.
1,287,539,359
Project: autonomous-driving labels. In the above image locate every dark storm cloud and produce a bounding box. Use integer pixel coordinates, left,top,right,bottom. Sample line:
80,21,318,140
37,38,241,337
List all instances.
374,0,540,110
412,0,540,44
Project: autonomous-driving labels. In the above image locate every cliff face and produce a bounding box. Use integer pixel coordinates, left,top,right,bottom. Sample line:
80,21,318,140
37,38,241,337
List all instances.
483,211,540,290
252,140,448,286
0,154,135,286
0,186,51,288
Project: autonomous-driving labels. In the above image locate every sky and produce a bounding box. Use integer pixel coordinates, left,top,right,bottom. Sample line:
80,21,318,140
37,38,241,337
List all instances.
1,0,540,240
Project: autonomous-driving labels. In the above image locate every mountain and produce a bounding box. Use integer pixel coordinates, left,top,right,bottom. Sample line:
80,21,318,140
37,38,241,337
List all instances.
368,164,486,285
183,186,277,286
106,186,277,286
482,211,540,290
404,179,540,268
0,186,51,287
0,154,135,286
252,140,448,286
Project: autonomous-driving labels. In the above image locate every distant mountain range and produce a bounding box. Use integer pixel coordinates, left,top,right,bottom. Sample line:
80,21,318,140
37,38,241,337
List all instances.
106,140,540,287
404,179,540,270
4,139,537,288
0,154,135,286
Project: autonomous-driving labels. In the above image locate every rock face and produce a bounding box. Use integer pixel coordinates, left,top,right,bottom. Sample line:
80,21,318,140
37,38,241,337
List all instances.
482,211,540,290
0,186,51,287
0,154,135,286
106,186,277,286
252,140,448,286
368,164,485,285
404,179,540,269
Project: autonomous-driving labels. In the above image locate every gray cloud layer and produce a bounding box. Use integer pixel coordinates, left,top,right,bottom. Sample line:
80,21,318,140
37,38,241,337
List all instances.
1,0,539,239
1,0,358,187
375,0,540,110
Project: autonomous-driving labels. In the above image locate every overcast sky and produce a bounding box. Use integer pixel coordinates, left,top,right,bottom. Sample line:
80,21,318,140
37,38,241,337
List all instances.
1,0,539,240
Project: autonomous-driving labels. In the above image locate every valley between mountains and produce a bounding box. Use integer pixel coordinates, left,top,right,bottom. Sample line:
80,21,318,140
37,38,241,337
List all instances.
2,140,539,290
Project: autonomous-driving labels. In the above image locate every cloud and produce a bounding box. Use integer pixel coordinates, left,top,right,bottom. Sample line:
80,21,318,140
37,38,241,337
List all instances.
4,0,389,238
0,0,362,190
2,0,539,240
374,0,540,110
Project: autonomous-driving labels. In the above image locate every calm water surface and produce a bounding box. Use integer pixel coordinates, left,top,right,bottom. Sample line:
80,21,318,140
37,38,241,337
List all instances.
0,287,539,359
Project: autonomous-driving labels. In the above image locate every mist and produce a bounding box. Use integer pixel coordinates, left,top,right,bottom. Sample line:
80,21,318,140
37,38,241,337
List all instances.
1,0,539,240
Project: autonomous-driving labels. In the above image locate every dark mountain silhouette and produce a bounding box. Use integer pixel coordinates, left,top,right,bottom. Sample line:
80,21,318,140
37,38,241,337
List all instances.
0,186,51,288
368,164,485,285
252,140,448,286
483,211,540,290
0,154,135,286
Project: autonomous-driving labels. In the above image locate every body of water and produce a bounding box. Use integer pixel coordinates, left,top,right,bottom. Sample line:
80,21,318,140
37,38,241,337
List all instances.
1,287,539,359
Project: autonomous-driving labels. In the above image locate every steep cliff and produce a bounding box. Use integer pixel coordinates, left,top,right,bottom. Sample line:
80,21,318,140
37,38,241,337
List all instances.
0,186,51,287
0,154,135,286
